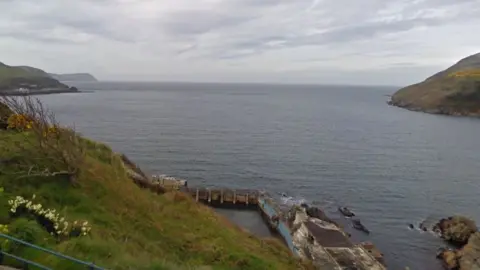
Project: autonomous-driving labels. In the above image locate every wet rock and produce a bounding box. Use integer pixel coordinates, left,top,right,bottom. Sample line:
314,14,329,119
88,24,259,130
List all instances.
419,221,429,232
305,206,337,226
338,206,355,217
352,219,370,234
434,216,477,246
408,224,414,229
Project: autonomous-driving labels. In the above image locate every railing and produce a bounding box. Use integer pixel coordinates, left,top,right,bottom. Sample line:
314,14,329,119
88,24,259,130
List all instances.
0,233,104,270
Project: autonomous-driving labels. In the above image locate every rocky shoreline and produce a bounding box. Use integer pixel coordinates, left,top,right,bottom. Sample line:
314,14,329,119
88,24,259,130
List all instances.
0,87,79,96
433,216,479,270
387,100,480,117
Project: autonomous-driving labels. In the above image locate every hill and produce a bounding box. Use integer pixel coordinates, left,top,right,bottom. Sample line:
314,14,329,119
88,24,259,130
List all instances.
0,98,310,270
389,52,480,116
49,73,98,82
0,62,70,92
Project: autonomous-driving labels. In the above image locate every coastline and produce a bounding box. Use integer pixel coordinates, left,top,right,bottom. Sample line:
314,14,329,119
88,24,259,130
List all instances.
387,100,480,117
0,88,80,96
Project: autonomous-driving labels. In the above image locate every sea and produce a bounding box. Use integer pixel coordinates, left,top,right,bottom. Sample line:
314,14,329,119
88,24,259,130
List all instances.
36,82,480,270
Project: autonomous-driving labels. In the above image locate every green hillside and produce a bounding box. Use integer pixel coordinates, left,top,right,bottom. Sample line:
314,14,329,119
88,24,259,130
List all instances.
390,53,480,116
0,63,67,91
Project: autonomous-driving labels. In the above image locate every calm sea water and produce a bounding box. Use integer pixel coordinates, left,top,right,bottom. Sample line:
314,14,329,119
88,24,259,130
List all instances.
38,82,480,270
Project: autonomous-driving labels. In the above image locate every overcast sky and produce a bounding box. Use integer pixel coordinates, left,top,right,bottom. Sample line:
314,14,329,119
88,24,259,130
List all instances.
1,0,479,85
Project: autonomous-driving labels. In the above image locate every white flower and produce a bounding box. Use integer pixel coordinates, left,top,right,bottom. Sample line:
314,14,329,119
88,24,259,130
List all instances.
82,221,88,226
32,194,36,199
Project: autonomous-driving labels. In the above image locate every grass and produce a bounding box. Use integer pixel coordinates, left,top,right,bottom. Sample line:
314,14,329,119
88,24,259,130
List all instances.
0,63,65,90
0,128,311,270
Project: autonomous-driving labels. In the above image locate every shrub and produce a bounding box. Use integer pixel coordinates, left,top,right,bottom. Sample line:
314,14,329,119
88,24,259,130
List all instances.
7,114,33,131
0,224,10,250
8,218,48,252
0,102,12,129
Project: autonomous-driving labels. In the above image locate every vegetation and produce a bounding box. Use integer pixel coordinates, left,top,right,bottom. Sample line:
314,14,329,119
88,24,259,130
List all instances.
390,52,480,116
448,69,480,78
0,96,311,269
0,62,68,91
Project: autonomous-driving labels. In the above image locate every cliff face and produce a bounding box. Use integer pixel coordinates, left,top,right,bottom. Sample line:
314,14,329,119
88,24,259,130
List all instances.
390,53,480,116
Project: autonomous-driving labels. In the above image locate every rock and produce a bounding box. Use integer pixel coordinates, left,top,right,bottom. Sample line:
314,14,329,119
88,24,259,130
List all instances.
458,232,480,270
438,249,459,270
434,216,480,270
305,206,338,226
434,216,478,246
352,219,370,234
408,224,414,229
338,206,355,217
419,221,429,232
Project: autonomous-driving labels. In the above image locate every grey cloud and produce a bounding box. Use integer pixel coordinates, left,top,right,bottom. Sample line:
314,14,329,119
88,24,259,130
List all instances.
160,10,257,37
0,0,136,43
183,0,480,61
0,0,479,84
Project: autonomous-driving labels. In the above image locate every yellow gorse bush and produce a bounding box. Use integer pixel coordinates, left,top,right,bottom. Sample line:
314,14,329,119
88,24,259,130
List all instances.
7,114,34,131
7,114,59,137
448,69,480,78
42,126,60,138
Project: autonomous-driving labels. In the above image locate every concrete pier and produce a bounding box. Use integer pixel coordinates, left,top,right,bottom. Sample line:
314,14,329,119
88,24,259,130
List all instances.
154,179,386,269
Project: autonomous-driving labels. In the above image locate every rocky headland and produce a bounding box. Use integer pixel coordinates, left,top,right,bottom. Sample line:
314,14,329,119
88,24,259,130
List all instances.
389,52,480,117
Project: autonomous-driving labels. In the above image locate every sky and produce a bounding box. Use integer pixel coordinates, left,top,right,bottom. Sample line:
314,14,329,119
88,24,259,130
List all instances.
0,0,479,86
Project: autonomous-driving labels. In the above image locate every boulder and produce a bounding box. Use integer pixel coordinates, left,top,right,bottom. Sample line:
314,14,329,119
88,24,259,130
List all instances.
434,216,478,246
438,249,459,270
458,232,480,270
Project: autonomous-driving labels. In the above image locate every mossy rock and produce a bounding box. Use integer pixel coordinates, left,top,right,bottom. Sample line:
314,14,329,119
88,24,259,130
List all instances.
459,232,480,270
435,216,478,246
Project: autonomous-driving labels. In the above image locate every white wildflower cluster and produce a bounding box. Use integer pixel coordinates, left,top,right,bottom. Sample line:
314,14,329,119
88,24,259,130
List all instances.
7,194,91,237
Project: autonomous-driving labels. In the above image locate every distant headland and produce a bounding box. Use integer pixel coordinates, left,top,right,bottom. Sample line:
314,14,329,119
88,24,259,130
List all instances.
0,61,96,96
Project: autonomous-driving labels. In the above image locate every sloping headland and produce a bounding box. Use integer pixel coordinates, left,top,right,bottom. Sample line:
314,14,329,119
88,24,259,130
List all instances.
0,62,96,96
389,52,480,116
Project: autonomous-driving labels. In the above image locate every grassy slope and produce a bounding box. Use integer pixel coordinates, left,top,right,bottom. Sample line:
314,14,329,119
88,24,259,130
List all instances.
0,129,310,270
0,64,66,90
391,70,480,115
